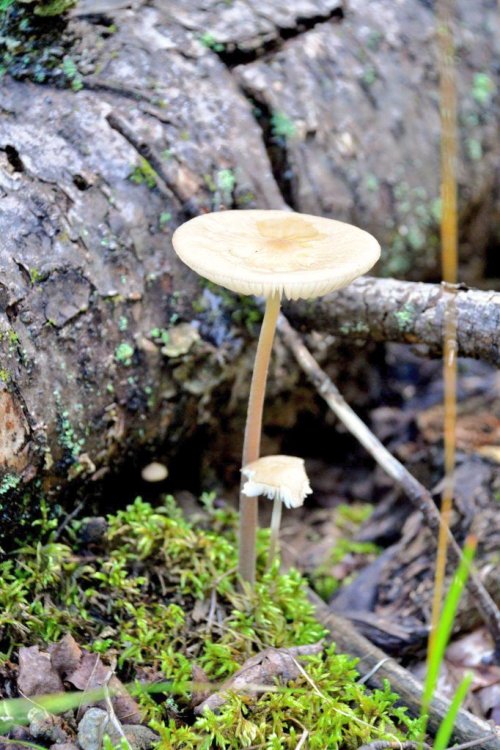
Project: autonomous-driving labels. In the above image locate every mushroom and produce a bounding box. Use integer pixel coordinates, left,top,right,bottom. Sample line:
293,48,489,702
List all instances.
241,455,312,567
172,209,380,584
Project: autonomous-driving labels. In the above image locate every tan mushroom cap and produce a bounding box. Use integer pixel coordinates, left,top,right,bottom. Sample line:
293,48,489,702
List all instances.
172,210,380,300
241,455,312,509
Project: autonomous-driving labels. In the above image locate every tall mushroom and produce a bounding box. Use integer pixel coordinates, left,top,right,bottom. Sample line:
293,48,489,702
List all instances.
172,210,380,584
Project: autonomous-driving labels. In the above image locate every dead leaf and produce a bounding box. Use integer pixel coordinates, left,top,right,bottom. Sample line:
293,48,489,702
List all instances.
194,642,323,715
17,646,64,697
49,634,83,677
66,652,142,724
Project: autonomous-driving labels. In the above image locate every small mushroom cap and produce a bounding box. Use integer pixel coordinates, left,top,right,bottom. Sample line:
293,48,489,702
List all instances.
141,461,169,482
241,455,312,509
172,210,380,300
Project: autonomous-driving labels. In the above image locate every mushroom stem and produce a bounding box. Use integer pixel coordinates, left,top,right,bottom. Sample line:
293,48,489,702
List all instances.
267,498,283,569
239,292,281,584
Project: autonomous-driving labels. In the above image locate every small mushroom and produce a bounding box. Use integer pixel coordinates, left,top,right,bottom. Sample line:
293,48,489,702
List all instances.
173,210,380,583
242,455,312,566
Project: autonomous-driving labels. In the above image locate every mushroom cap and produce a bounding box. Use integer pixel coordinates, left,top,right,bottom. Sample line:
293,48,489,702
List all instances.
172,210,380,300
241,455,312,509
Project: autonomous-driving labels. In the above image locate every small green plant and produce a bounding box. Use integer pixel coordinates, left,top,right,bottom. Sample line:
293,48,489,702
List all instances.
472,72,494,106
62,56,83,91
420,536,476,749
129,158,158,189
199,32,224,53
270,112,296,139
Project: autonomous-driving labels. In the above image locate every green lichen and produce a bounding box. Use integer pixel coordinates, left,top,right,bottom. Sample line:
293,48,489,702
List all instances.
270,112,296,139
0,369,11,382
339,321,370,336
150,327,170,346
115,342,135,366
118,316,129,332
472,72,494,106
199,32,225,53
61,55,82,91
58,409,85,460
0,473,21,496
394,303,416,330
466,138,482,161
159,212,172,228
361,66,377,86
29,267,45,284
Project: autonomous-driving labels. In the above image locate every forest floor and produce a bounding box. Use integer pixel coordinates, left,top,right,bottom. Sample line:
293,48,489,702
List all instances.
0,345,498,750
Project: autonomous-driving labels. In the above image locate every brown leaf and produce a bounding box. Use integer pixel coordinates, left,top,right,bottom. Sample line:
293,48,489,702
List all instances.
17,646,64,697
194,642,323,715
49,635,83,678
66,652,142,724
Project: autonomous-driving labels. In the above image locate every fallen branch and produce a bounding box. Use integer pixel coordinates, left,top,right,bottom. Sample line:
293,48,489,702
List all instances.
284,277,500,365
278,315,500,655
308,593,500,750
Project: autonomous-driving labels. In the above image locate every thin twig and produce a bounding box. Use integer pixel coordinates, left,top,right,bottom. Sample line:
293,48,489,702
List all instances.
295,729,309,749
357,658,391,685
102,659,131,749
356,743,431,750
446,736,500,750
278,314,500,654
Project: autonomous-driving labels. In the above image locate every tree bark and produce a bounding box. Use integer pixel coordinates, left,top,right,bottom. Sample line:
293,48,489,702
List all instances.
284,277,500,365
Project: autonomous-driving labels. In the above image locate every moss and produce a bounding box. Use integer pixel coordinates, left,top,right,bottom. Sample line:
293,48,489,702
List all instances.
0,1,75,84
270,112,296,139
115,342,135,365
394,303,416,330
129,158,158,189
0,473,21,496
0,496,422,748
472,72,494,106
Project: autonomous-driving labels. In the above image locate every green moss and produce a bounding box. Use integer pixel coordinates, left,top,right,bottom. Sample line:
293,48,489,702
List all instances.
0,368,11,382
58,409,85,460
129,158,158,189
472,72,494,106
466,138,482,161
0,497,421,748
0,473,21,496
199,32,225,53
115,342,135,365
270,112,296,139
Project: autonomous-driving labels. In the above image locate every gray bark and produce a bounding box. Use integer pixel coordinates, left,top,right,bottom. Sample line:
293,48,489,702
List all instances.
284,277,500,365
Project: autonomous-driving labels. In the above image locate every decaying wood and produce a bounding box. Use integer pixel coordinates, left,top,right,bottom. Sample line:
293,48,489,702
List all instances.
278,316,500,653
308,592,500,750
284,278,500,366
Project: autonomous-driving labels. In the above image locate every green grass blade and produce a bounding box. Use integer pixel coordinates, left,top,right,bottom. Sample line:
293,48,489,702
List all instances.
432,672,473,750
423,536,476,708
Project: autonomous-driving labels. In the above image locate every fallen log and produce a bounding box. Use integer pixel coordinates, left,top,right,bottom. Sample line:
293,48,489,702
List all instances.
284,277,500,365
309,592,500,750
